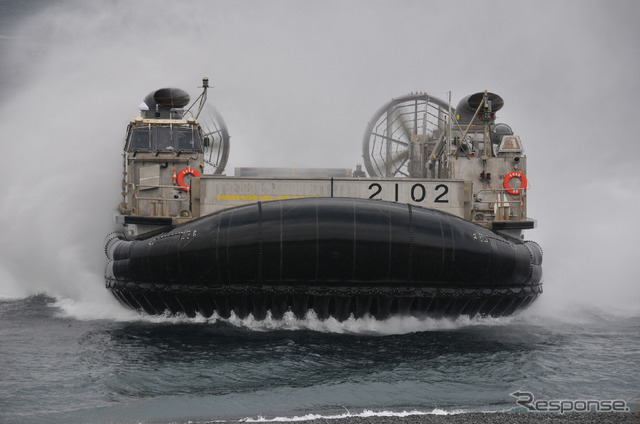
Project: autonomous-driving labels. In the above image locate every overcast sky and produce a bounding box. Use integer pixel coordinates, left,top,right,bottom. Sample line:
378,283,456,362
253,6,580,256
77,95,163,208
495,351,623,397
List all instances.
0,0,638,314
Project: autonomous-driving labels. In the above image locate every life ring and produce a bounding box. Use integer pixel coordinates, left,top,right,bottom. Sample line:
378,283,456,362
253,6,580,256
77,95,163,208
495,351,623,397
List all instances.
177,167,201,191
503,171,527,195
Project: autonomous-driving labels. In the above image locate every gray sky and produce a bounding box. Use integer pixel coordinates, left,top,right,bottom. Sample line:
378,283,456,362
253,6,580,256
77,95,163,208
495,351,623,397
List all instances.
1,0,638,314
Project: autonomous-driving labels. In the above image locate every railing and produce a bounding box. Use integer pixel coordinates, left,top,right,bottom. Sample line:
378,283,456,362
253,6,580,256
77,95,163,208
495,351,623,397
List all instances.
473,188,526,222
129,184,191,217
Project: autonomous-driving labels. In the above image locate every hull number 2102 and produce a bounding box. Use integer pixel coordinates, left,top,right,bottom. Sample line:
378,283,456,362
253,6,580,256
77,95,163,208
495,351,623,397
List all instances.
368,183,449,203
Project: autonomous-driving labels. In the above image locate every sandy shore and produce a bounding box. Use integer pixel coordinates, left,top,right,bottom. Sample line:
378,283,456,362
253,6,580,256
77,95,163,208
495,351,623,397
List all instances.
262,412,640,424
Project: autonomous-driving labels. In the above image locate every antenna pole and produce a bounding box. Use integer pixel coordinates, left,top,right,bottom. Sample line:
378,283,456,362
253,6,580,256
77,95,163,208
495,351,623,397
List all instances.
194,77,209,120
447,91,452,158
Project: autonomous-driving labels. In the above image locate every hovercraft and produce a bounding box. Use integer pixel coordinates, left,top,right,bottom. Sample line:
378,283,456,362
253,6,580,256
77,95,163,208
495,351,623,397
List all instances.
105,79,543,320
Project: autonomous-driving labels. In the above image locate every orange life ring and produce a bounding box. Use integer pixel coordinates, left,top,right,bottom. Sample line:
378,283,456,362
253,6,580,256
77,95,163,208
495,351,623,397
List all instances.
177,167,201,192
503,171,527,195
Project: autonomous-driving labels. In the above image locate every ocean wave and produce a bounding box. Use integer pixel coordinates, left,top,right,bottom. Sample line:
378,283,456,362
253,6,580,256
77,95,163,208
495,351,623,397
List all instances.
239,408,465,422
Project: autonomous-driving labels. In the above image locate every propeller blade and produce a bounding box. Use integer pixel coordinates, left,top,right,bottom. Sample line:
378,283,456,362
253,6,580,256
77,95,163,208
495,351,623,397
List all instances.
391,108,413,141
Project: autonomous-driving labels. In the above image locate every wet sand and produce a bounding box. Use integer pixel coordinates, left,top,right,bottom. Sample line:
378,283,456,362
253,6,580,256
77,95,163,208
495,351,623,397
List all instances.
265,412,640,424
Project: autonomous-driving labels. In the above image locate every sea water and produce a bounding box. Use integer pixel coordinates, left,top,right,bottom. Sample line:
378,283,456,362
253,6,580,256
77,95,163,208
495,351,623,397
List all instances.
0,295,638,423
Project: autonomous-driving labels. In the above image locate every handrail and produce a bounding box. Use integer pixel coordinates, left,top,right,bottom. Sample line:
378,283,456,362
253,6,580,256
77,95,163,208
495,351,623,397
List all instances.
136,184,186,190
130,183,192,217
473,188,526,221
475,188,527,195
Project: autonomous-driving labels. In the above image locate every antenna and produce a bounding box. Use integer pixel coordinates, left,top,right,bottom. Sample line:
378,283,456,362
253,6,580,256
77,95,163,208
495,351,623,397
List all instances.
183,77,210,120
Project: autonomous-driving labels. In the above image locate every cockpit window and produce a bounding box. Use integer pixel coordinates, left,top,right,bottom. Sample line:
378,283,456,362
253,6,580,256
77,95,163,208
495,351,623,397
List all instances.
126,124,203,152
176,128,199,150
155,127,173,150
129,127,151,150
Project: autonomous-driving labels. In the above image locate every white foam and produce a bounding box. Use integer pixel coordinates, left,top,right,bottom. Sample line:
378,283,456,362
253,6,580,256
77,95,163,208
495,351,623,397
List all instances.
221,310,513,335
51,296,139,322
240,408,464,422
45,297,519,335
61,308,510,335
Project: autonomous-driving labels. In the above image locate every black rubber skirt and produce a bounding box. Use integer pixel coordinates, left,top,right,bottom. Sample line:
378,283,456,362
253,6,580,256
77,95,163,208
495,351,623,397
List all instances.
105,198,543,320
